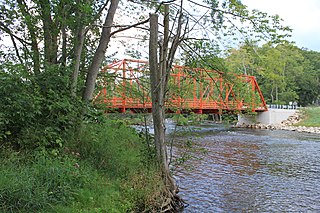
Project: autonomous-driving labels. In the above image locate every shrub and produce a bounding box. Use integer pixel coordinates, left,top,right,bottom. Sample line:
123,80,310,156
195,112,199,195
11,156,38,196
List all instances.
0,64,82,150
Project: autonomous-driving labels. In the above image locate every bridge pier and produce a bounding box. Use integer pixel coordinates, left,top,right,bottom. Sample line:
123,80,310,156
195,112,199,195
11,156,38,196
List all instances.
208,114,222,122
237,108,297,125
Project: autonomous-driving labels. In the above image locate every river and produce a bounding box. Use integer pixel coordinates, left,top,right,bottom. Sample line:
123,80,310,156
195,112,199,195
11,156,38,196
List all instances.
172,124,320,212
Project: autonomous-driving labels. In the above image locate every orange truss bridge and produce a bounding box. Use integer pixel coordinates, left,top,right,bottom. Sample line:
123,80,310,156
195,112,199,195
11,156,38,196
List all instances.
94,59,268,114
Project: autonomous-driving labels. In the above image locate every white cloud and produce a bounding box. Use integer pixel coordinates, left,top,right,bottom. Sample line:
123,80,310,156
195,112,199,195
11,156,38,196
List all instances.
242,0,320,51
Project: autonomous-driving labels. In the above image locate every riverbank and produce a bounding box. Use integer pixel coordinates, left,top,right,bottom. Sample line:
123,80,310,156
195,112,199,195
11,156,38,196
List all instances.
0,121,164,212
236,108,320,134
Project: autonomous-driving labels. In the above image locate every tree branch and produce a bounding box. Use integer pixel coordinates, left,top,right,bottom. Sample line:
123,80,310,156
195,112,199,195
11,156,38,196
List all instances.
85,0,110,34
0,23,32,46
9,34,24,65
109,0,175,37
110,18,150,36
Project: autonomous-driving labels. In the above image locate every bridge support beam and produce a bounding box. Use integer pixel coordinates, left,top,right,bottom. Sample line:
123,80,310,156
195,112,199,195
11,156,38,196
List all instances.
237,109,297,125
195,109,203,114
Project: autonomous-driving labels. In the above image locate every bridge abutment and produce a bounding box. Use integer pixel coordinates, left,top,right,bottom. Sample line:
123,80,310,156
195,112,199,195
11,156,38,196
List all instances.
237,109,297,125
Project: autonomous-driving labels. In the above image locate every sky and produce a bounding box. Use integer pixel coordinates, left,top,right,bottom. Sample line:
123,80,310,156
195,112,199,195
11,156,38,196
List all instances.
242,0,320,51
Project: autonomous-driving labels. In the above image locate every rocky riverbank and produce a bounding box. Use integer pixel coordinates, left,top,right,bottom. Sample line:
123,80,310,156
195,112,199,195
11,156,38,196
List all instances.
236,112,320,134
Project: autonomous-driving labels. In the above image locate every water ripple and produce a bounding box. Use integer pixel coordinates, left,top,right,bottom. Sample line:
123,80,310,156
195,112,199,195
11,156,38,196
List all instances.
173,128,320,212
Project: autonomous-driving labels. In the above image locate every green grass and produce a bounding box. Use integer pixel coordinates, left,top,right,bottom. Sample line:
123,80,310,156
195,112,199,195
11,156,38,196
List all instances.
296,107,320,127
0,120,164,212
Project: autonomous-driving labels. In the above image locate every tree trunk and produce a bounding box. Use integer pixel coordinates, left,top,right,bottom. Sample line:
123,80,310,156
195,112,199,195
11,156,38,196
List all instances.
60,1,69,68
276,85,278,102
29,29,41,75
61,23,67,67
149,13,168,175
38,0,58,64
71,27,85,96
17,0,40,75
82,0,120,101
71,18,86,96
149,11,184,212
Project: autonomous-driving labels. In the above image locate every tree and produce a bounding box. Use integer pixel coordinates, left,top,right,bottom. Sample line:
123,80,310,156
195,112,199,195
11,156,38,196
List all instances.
149,4,185,210
82,0,120,101
297,49,320,105
225,42,320,106
225,41,260,75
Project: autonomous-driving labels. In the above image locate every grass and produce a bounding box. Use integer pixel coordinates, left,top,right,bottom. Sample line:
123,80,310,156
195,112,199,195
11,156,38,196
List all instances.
0,120,164,212
296,107,320,127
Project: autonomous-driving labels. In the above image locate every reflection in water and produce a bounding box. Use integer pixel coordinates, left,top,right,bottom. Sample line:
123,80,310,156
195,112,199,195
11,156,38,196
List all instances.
173,127,320,212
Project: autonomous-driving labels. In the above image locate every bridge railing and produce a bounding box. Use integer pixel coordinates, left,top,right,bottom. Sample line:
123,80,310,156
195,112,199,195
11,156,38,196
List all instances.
267,104,299,110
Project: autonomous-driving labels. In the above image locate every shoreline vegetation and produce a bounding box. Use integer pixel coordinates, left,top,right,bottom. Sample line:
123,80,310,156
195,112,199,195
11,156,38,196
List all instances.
0,120,166,212
235,107,320,134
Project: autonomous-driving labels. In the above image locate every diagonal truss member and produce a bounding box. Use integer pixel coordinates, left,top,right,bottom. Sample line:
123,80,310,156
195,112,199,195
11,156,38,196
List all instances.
94,59,268,114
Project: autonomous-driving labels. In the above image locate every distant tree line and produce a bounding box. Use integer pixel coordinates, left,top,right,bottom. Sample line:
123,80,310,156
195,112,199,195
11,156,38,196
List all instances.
183,41,320,106
226,42,320,106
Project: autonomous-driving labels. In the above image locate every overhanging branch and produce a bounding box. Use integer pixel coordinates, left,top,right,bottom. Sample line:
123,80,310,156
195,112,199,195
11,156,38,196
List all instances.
0,23,32,46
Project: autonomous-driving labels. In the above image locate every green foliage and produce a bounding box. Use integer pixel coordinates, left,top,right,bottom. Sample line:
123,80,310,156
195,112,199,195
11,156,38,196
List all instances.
221,112,238,124
0,121,164,212
59,121,164,212
0,150,89,212
0,65,37,130
172,114,189,126
278,90,299,104
72,120,144,177
226,42,320,106
183,40,227,71
0,64,82,150
296,107,320,127
188,113,208,124
296,50,320,106
171,113,208,126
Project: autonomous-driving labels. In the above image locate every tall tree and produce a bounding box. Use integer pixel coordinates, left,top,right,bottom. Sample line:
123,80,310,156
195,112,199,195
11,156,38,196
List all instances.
149,4,185,210
82,0,120,101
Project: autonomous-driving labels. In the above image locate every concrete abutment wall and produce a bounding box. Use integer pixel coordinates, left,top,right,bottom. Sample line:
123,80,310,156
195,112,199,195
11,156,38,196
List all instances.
237,109,297,125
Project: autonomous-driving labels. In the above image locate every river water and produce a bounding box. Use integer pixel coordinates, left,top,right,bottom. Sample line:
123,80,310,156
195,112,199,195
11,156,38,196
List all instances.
172,125,320,212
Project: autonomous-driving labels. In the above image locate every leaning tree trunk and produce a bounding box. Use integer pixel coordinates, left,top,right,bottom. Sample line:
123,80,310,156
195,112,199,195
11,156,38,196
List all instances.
82,0,120,102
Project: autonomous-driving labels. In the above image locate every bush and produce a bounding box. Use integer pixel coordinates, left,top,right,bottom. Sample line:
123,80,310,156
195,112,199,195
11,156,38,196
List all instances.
0,64,82,150
65,121,164,212
172,114,189,126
